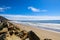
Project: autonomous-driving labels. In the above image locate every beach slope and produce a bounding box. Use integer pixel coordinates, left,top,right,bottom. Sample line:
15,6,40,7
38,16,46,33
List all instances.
14,23,60,40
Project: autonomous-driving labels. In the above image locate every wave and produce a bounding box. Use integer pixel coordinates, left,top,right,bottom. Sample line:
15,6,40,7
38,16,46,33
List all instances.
10,21,60,33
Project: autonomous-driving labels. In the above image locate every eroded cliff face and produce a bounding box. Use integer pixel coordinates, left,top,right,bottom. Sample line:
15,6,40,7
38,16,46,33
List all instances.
0,16,40,40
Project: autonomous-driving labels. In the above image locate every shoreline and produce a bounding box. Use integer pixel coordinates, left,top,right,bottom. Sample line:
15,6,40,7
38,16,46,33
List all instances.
11,21,60,33
12,22,60,40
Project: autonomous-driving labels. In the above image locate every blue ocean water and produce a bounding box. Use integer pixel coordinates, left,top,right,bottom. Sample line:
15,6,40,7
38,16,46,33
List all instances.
16,20,60,24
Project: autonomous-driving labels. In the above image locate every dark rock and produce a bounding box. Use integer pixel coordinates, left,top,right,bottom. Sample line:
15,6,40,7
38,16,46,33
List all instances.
0,16,8,22
0,32,6,40
28,31,40,40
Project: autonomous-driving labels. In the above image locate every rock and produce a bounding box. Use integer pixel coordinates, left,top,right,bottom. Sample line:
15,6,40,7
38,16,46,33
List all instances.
0,16,8,22
28,31,40,40
0,16,40,40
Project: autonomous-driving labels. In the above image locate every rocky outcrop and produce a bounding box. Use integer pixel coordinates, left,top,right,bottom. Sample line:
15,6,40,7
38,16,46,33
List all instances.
0,16,8,22
0,16,40,40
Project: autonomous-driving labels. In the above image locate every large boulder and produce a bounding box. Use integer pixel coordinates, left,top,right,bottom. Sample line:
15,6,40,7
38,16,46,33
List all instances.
28,31,40,40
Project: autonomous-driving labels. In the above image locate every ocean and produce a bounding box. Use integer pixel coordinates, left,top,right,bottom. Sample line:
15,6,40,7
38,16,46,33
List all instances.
10,20,60,33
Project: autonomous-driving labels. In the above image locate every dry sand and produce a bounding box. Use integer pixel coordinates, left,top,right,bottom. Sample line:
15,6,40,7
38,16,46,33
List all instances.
15,24,60,40
6,34,21,40
13,23,60,40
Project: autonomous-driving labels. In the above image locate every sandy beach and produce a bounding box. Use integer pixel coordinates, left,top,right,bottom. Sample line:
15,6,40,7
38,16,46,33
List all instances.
12,23,60,40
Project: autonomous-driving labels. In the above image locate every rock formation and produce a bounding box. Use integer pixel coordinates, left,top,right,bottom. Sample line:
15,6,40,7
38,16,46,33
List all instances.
0,16,40,40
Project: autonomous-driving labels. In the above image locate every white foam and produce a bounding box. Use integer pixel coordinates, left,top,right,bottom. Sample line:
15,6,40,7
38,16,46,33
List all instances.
10,21,60,33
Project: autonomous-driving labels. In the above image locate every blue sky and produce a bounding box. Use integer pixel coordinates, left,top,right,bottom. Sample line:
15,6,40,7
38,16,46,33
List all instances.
0,0,60,20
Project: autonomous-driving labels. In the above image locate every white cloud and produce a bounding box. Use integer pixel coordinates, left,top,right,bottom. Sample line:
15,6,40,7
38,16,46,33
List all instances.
28,6,47,12
28,6,40,12
0,14,60,20
0,7,11,12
